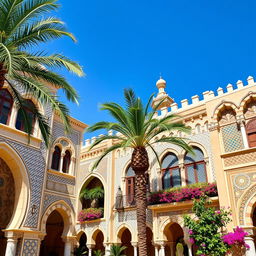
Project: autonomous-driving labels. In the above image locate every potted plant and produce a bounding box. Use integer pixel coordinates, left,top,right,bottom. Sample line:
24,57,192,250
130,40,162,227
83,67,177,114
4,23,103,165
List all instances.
93,250,104,256
80,186,104,208
110,245,127,256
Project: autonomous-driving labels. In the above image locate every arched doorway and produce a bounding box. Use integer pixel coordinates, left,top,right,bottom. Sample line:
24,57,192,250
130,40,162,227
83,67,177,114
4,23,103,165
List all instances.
120,228,133,256
146,227,155,256
92,230,105,253
40,210,65,256
76,232,89,255
0,157,15,256
163,223,188,256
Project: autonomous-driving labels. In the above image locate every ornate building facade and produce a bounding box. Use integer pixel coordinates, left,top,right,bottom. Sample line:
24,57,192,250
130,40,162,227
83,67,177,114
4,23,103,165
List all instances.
0,76,256,256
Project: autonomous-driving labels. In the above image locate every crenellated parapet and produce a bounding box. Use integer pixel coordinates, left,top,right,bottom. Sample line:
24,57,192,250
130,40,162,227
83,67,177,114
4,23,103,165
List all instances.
154,76,255,118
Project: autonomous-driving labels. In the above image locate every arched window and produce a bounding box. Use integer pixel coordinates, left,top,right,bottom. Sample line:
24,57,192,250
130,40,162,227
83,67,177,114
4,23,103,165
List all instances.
184,147,207,185
125,165,135,204
162,153,181,189
62,150,71,173
0,89,13,125
246,119,256,148
15,100,36,133
51,146,61,171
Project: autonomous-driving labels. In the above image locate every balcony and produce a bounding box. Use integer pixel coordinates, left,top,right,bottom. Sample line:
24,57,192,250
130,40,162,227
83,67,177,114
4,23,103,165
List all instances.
115,183,218,211
148,182,218,206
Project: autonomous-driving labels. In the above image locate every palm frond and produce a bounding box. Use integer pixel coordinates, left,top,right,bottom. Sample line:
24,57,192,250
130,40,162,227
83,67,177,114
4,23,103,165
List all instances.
13,74,71,133
8,19,76,48
124,88,136,108
18,65,79,103
24,53,84,77
7,0,59,36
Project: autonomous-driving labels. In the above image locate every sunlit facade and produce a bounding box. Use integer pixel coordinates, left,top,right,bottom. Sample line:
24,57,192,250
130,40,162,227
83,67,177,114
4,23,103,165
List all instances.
0,76,256,256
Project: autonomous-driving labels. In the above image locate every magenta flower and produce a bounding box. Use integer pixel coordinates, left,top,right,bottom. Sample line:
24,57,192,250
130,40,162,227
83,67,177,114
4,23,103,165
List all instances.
189,238,195,244
222,226,249,249
78,208,103,222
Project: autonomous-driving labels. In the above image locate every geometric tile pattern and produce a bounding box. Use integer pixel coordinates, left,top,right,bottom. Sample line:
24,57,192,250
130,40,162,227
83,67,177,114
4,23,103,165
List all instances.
22,239,38,256
224,150,256,167
0,137,46,228
47,173,75,185
221,123,244,152
52,121,80,146
43,193,75,213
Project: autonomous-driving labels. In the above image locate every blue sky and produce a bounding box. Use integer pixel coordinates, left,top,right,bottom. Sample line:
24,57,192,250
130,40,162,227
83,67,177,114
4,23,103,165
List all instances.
46,0,256,139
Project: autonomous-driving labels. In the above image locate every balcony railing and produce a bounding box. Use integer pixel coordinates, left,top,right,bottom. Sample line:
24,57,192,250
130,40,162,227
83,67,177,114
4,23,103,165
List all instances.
115,194,136,209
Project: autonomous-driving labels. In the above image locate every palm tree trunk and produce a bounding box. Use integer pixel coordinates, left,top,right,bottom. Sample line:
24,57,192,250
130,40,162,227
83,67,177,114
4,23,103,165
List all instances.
0,63,7,87
135,170,148,256
132,147,149,256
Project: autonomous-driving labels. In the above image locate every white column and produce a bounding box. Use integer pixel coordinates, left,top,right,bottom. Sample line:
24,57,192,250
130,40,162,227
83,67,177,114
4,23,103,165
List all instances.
59,152,65,172
88,248,92,256
245,236,256,256
5,237,17,256
104,244,111,256
132,242,138,256
64,241,72,256
87,244,94,256
187,244,193,256
9,106,18,128
240,122,249,148
154,245,159,256
159,244,165,256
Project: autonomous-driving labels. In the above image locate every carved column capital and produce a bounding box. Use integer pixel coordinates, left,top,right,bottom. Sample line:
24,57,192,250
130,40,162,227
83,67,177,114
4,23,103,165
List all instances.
208,122,219,132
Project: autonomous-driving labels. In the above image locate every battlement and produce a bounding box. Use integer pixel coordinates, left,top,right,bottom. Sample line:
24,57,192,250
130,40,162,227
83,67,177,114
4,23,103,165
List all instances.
156,76,255,117
83,76,255,148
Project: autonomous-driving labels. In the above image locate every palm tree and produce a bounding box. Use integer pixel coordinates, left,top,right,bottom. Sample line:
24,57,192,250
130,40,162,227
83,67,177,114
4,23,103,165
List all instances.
87,89,192,256
110,245,126,256
0,0,84,146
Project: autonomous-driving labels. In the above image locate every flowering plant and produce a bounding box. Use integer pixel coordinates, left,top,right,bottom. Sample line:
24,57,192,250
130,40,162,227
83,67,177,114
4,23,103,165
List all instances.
184,196,231,256
222,226,249,250
148,183,217,205
78,208,103,222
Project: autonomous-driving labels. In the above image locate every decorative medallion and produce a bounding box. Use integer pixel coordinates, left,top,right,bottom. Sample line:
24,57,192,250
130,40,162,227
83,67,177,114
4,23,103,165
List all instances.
234,174,251,190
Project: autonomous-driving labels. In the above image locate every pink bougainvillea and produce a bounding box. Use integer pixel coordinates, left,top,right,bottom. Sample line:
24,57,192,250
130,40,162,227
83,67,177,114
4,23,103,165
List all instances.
222,226,249,249
148,183,218,205
78,208,103,222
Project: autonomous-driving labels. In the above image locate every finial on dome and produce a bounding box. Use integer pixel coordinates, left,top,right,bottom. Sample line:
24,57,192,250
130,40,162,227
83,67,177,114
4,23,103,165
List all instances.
156,76,166,89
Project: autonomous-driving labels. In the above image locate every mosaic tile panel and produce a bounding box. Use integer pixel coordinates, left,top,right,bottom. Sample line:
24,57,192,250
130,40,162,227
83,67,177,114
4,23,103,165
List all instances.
224,151,256,167
0,137,45,228
52,121,80,146
221,123,244,152
47,173,75,185
232,172,256,198
43,193,75,213
22,239,38,256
